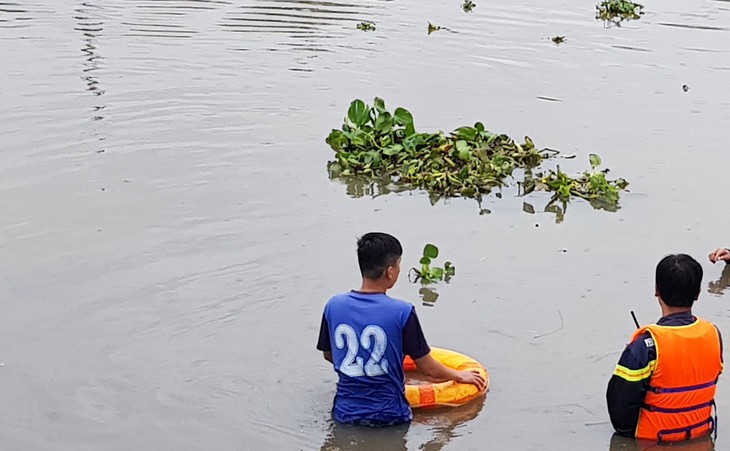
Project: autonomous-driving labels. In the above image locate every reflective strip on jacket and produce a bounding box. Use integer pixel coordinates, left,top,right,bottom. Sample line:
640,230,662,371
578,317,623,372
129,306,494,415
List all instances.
631,318,723,442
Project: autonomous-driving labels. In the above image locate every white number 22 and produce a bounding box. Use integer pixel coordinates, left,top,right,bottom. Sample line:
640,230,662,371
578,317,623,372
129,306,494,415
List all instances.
334,324,389,377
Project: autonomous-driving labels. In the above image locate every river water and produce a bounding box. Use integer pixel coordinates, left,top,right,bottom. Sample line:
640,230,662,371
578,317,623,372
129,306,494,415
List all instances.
1,0,730,450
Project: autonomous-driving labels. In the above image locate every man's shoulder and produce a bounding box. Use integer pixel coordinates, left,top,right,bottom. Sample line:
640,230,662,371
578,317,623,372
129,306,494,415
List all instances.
326,292,353,303
382,294,414,308
629,331,656,351
322,292,351,315
623,331,656,365
324,292,413,312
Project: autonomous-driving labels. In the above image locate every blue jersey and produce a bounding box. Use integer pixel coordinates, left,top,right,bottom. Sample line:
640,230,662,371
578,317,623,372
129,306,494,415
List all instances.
322,292,415,424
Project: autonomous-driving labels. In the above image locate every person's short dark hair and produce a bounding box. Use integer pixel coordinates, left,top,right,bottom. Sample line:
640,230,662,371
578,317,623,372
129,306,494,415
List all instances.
656,254,703,307
357,232,403,280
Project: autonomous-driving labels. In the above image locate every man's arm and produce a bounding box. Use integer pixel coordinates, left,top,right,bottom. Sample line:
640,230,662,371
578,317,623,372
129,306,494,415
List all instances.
709,248,730,264
606,333,655,436
413,353,486,391
403,308,486,391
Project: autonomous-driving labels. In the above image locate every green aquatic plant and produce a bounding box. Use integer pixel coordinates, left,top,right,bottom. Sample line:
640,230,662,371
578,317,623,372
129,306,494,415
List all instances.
462,0,476,13
326,98,629,213
326,98,547,204
427,22,441,34
596,0,643,22
551,36,566,44
357,21,376,31
537,154,629,211
410,244,455,285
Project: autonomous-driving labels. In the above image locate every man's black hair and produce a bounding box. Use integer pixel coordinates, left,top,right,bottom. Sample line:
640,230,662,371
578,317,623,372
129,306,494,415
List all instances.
357,232,403,280
656,254,703,308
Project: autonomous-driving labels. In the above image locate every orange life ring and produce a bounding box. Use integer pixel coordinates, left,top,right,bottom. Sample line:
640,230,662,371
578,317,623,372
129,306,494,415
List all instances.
403,347,489,408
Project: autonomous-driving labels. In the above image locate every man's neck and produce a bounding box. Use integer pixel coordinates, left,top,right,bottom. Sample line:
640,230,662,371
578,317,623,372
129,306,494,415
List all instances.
359,279,388,294
660,305,692,318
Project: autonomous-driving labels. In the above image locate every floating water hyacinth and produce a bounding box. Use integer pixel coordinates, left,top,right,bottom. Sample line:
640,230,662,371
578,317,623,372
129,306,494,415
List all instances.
596,0,644,23
326,98,629,216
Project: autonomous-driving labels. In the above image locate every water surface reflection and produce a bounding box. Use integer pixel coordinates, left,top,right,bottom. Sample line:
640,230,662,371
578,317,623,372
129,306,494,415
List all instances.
320,398,484,451
609,434,714,451
707,264,730,296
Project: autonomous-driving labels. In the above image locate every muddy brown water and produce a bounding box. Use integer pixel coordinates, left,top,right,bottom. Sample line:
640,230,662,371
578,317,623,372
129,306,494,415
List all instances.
1,0,730,449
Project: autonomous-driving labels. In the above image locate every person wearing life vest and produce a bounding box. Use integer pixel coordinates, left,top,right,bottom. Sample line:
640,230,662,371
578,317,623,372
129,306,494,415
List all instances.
607,254,724,442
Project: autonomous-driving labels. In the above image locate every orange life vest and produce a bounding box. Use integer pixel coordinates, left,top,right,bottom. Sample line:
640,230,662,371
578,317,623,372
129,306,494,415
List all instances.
631,317,723,442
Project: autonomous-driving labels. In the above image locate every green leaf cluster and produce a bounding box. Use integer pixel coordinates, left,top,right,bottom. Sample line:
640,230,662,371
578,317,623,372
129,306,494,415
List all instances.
357,21,376,31
462,0,476,13
537,154,629,212
596,0,643,22
326,98,547,204
410,244,455,284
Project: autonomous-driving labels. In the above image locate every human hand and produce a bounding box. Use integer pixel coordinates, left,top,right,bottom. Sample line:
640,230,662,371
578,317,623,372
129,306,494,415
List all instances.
455,369,487,391
709,248,730,264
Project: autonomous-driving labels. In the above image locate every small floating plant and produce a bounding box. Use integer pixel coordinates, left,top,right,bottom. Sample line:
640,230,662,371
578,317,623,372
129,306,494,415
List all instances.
520,154,628,216
596,0,644,23
410,244,455,285
551,36,566,45
325,98,629,216
540,154,628,211
462,0,476,13
357,21,376,31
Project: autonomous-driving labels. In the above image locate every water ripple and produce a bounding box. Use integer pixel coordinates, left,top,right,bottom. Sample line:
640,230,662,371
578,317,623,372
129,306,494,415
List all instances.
220,0,385,51
121,0,225,38
0,1,32,26
657,22,728,31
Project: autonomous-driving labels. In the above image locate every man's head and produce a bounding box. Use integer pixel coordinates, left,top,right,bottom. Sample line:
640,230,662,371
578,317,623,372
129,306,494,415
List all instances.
357,232,402,286
655,254,703,308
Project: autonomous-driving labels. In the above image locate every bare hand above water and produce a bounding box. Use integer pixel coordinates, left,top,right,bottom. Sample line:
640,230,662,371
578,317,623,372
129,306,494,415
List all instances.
454,370,487,391
709,248,730,264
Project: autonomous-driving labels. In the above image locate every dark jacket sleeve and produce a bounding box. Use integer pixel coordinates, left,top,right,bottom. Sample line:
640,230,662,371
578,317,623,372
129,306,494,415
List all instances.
606,332,655,437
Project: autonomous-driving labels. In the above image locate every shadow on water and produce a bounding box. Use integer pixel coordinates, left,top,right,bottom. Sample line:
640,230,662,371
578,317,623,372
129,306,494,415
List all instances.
320,422,410,451
707,264,730,297
334,175,409,199
413,398,484,451
330,173,573,221
320,397,484,451
609,434,714,451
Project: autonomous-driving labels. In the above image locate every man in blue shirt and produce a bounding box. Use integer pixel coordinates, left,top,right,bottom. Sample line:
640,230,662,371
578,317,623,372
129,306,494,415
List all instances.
317,232,485,425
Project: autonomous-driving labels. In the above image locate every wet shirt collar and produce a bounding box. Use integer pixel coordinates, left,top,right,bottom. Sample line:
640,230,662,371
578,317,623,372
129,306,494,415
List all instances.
657,311,696,326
